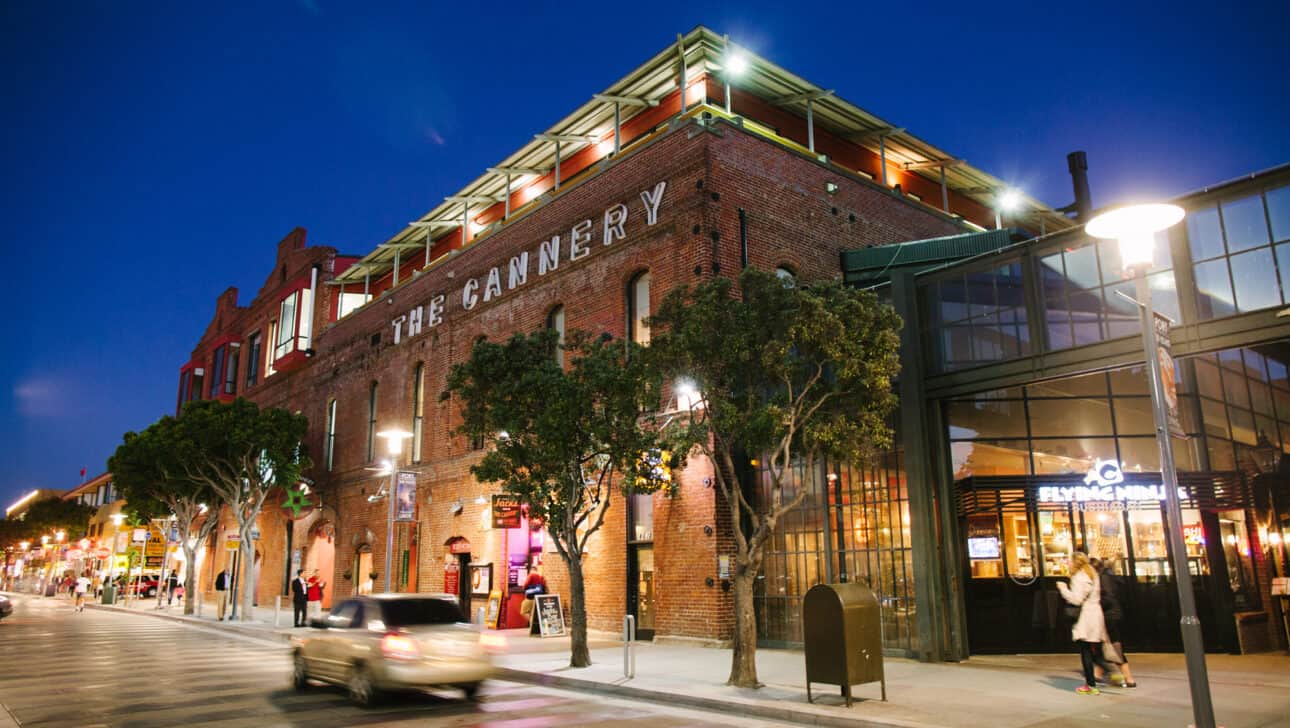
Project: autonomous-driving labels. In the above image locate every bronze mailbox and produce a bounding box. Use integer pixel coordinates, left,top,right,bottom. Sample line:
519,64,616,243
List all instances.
803,582,886,706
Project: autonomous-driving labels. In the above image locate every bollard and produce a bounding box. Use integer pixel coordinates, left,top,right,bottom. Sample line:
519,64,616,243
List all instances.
274,595,282,628
623,614,636,679
196,588,202,617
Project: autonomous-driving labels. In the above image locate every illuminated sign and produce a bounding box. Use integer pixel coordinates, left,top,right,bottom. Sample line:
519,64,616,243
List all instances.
389,181,667,346
1038,461,1186,504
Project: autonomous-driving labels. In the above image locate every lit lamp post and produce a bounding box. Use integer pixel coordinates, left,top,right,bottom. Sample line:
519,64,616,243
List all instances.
375,428,413,594
1086,203,1215,728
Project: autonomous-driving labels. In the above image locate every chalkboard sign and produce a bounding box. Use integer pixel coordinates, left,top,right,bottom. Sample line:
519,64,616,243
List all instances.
485,590,502,629
535,593,565,637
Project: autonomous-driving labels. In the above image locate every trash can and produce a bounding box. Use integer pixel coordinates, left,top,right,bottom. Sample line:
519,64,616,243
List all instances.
101,584,117,604
803,582,886,706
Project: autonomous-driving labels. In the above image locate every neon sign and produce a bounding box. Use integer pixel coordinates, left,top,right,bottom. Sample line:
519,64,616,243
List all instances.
1037,460,1185,504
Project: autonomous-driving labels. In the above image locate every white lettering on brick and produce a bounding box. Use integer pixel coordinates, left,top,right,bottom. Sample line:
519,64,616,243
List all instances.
603,203,627,246
407,306,422,337
483,267,503,302
426,295,445,327
508,252,529,289
569,219,592,261
391,315,407,345
539,235,561,275
640,181,666,225
462,279,479,310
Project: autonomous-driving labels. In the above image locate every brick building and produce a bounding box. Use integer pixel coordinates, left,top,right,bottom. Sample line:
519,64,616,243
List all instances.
177,27,1081,650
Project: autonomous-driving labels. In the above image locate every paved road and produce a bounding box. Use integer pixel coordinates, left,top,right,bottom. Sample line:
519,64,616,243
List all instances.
0,595,792,727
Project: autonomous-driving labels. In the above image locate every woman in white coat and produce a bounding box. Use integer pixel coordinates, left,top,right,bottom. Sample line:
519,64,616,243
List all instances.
1056,551,1110,695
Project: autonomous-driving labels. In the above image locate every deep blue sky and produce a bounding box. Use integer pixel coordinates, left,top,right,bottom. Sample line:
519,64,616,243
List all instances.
2,1,1287,509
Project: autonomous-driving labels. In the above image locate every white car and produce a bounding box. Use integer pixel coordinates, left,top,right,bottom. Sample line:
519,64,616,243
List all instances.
290,594,494,706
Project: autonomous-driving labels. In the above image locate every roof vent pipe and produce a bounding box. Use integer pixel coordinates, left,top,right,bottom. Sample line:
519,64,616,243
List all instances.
1067,151,1092,222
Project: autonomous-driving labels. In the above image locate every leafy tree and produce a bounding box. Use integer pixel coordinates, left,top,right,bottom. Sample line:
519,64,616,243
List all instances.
110,417,221,615
447,330,680,667
2,497,96,545
166,398,310,621
648,267,902,687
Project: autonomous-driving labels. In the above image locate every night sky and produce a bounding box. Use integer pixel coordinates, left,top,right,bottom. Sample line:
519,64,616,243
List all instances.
2,1,1287,509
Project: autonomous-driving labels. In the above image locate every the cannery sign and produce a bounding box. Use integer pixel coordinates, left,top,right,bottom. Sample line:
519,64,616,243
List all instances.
389,180,667,345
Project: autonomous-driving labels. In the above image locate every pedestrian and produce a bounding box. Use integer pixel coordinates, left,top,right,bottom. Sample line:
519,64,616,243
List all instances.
521,569,548,636
214,568,230,621
166,571,180,606
1057,551,1111,695
306,569,325,621
1096,556,1137,688
74,571,92,612
291,569,308,627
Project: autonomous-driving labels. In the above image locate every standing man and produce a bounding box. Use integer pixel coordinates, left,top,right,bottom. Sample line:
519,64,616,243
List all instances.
74,571,92,613
291,569,308,627
214,568,229,621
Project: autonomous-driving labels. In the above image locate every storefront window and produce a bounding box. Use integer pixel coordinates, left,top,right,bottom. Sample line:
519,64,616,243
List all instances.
1218,510,1258,610
1038,509,1076,576
1002,512,1035,578
1128,509,1167,578
967,515,1002,578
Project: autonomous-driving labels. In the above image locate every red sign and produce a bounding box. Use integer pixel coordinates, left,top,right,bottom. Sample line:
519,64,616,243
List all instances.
93,547,112,560
447,537,471,555
444,560,460,595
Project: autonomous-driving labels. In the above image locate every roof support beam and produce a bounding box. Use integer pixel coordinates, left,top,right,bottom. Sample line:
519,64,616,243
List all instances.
393,247,401,288
364,272,370,297
771,89,834,105
770,90,833,153
677,33,687,113
592,93,657,107
486,165,547,176
902,159,964,213
536,134,596,191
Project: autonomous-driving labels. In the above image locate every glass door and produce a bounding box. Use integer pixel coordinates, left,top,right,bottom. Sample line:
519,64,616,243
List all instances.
629,545,655,640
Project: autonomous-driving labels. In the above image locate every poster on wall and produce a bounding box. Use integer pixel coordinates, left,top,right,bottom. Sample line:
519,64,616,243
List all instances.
395,471,417,522
470,563,492,596
485,590,502,629
535,593,566,637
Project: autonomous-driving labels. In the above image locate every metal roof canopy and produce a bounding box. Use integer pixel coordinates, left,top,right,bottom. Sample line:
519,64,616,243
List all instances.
333,25,1072,286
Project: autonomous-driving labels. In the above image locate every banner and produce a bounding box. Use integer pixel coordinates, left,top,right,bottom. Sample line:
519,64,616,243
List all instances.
1153,312,1186,439
395,471,417,522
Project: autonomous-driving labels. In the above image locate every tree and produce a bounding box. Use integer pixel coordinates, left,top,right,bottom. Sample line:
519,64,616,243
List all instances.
447,330,680,667
168,398,310,621
109,417,221,615
3,497,96,545
648,267,902,687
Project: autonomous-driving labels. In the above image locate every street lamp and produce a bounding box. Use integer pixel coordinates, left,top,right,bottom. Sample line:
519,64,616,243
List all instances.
995,188,1023,230
376,428,413,593
1086,202,1215,728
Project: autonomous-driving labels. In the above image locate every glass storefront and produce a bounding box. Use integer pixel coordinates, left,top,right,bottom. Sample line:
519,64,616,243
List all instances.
754,449,916,653
948,349,1290,654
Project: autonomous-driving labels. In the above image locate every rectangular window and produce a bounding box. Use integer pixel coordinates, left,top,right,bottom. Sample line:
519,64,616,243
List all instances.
339,291,370,318
629,493,654,542
325,399,337,472
411,364,424,463
276,294,297,359
367,382,378,463
266,321,278,376
245,332,262,387
224,347,239,396
210,345,226,398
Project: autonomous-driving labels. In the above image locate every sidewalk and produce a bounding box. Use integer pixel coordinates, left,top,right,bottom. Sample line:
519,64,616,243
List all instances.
41,591,1290,728
84,592,302,642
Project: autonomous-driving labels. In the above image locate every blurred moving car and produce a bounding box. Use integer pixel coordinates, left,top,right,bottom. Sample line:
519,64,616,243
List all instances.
0,594,12,620
125,577,160,597
290,594,494,706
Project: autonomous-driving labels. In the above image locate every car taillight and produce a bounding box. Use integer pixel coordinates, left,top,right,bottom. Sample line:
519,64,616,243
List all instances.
380,633,420,660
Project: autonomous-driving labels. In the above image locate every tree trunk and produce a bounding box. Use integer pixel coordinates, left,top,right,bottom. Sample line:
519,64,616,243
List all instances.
182,542,198,615
566,550,591,668
728,567,761,687
239,536,256,621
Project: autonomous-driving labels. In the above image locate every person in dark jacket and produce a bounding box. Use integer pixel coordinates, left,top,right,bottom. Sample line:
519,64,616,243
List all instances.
1096,556,1137,687
290,569,309,627
214,569,230,621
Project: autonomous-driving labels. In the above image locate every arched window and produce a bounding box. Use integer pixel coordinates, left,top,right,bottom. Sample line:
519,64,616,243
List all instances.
410,363,425,463
366,381,378,463
547,305,565,366
775,266,797,288
627,271,651,345
325,398,338,472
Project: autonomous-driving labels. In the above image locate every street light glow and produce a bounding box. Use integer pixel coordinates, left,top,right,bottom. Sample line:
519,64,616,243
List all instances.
726,52,748,77
1085,203,1185,272
998,188,1023,211
376,428,414,456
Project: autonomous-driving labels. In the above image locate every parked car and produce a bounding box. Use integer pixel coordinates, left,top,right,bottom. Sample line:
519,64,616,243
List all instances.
0,594,12,620
124,577,160,597
290,594,494,706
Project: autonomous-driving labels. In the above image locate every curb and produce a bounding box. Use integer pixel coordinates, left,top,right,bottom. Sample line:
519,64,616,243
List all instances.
84,602,294,643
492,668,930,728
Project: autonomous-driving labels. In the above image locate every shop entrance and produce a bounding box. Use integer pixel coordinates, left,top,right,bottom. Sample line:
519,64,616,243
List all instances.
303,521,335,609
628,545,656,639
957,471,1253,654
445,537,472,619
355,545,374,595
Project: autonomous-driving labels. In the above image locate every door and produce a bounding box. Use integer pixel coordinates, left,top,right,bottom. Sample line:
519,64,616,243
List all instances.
629,545,656,640
355,549,373,595
457,553,472,621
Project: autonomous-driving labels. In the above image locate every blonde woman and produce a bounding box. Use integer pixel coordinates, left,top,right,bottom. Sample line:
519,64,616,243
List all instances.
1057,551,1110,695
